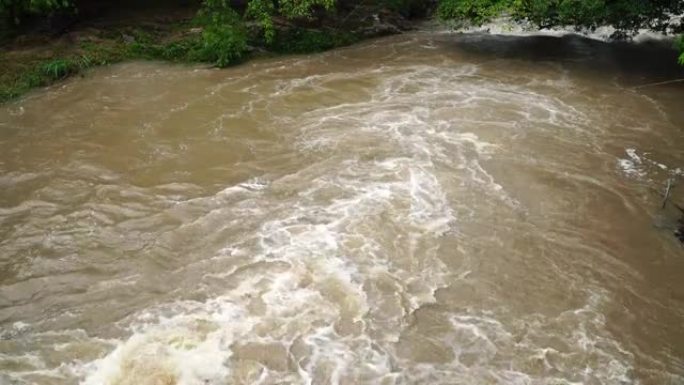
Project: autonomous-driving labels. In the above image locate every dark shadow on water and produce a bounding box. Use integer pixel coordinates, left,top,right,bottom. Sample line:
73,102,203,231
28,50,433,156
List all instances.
444,33,684,82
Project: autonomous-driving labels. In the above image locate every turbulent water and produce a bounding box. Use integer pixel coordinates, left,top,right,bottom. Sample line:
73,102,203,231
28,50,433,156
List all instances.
1,31,684,385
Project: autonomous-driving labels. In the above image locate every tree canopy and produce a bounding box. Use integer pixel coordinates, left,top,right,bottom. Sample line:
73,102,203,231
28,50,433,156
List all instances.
2,0,683,63
438,0,684,36
437,0,684,63
3,0,683,36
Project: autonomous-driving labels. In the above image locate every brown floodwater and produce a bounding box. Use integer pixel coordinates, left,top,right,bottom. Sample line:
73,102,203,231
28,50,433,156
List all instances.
0,31,683,385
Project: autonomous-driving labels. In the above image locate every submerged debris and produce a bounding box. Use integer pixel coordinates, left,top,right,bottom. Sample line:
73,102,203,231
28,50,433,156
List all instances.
674,203,684,244
656,176,684,244
663,177,674,209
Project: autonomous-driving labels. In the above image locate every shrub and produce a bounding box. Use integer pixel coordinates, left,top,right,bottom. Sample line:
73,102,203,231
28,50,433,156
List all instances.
245,0,336,43
437,0,512,24
437,0,684,36
195,23,247,67
40,58,72,79
246,0,276,43
193,0,247,67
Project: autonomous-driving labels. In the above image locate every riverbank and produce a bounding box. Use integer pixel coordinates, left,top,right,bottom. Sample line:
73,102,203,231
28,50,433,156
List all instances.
3,1,681,104
0,2,418,103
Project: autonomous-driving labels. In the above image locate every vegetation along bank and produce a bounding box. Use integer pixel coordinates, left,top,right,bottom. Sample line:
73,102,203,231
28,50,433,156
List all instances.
1,0,683,103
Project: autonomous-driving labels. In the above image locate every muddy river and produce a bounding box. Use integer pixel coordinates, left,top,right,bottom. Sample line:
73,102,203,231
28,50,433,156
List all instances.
1,31,684,385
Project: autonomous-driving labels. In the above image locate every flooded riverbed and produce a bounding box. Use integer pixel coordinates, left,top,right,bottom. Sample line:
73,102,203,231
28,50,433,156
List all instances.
1,31,683,385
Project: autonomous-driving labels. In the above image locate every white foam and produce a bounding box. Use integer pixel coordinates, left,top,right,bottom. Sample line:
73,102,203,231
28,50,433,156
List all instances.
2,48,646,385
618,158,643,177
77,65,473,385
617,148,679,180
626,148,642,164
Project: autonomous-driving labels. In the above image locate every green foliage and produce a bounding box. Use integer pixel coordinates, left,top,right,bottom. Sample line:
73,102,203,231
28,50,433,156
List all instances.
437,0,684,65
438,0,511,23
0,53,93,102
127,0,247,67
195,0,239,26
245,0,336,43
122,25,199,62
246,0,276,43
194,0,247,67
2,0,437,102
40,58,71,78
195,23,247,67
511,0,606,28
278,0,335,18
438,0,684,36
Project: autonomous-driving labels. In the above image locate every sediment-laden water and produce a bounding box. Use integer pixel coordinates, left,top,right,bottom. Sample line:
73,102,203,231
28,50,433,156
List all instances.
1,31,683,385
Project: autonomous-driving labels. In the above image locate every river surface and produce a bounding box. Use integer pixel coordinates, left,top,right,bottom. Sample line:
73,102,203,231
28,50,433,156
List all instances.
1,31,684,385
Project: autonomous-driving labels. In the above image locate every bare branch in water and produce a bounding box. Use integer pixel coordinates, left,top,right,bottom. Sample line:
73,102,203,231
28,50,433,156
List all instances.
663,178,674,209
